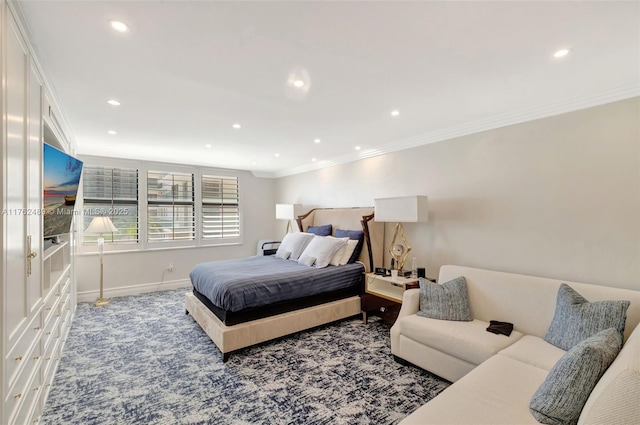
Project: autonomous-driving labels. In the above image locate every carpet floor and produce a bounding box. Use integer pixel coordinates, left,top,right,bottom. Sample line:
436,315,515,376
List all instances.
41,289,449,424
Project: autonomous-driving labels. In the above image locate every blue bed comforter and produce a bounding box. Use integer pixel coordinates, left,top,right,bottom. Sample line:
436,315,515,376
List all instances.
189,255,364,312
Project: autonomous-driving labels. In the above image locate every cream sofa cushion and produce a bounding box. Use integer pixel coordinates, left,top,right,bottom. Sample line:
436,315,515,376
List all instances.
499,335,566,371
400,355,545,425
397,315,523,366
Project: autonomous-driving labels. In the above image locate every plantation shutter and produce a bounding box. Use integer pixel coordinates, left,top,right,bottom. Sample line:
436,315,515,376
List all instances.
147,171,195,241
82,166,139,243
202,175,239,239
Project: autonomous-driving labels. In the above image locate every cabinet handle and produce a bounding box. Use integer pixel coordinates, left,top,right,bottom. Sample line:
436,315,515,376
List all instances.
45,357,51,361
27,235,37,276
13,393,22,399
46,332,51,335
46,307,52,311
33,356,41,360
15,356,23,361
34,326,41,330
33,386,40,391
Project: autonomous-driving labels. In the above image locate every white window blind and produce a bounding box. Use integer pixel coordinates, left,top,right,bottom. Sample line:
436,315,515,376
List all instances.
147,171,194,242
202,175,240,240
82,166,139,244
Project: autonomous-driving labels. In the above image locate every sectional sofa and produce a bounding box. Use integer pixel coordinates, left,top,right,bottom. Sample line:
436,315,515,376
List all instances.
392,265,640,424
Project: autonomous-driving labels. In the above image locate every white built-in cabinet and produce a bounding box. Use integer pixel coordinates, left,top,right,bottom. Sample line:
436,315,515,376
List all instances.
1,2,77,424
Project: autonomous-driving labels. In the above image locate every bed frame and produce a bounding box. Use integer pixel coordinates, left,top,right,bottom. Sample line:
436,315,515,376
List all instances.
185,207,383,361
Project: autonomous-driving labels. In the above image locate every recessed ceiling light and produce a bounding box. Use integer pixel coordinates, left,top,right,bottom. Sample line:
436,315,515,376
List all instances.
391,110,400,117
205,144,212,148
251,161,257,165
274,153,280,157
312,158,317,162
314,138,321,144
232,123,241,129
293,80,305,88
107,99,120,106
110,20,129,33
355,146,361,151
553,48,570,58
107,130,117,135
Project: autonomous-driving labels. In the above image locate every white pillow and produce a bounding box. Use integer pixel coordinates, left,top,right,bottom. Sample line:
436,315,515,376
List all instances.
276,232,314,260
330,239,359,266
298,256,316,267
275,250,291,260
298,236,348,268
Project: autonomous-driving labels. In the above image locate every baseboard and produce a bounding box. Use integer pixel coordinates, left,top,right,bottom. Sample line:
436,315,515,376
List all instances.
77,278,191,303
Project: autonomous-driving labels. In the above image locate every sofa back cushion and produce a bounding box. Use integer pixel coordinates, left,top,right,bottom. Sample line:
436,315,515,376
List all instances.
578,324,640,425
438,265,640,341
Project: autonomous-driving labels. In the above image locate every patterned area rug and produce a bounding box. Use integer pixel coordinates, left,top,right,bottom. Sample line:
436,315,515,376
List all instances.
41,289,449,424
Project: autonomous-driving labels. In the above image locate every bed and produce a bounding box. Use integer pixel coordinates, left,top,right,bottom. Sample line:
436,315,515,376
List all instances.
185,207,384,361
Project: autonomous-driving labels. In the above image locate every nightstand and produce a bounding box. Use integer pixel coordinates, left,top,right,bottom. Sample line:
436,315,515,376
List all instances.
361,273,420,324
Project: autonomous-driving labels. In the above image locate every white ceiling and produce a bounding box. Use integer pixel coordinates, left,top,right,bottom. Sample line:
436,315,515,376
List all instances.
17,1,640,178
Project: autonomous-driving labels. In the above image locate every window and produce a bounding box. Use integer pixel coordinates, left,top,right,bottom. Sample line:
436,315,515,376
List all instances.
147,171,194,242
82,166,138,244
202,175,240,240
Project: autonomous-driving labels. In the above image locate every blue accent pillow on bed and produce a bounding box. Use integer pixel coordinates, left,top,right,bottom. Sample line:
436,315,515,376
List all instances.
307,224,332,236
334,229,364,263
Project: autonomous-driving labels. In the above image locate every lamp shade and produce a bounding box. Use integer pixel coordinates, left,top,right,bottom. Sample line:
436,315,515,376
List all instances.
374,196,428,223
86,216,118,234
275,203,302,220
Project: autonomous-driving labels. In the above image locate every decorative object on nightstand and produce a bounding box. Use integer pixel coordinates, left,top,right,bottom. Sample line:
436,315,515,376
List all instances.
275,203,302,236
85,216,118,307
374,195,428,271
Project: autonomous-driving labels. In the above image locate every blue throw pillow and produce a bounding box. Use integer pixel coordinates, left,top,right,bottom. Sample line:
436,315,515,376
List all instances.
334,229,365,264
544,284,630,351
530,328,621,425
306,224,332,236
417,276,472,321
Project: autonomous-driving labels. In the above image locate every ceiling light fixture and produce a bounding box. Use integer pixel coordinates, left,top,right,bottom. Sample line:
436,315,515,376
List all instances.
355,146,361,151
232,123,241,129
553,48,570,58
312,158,317,162
293,80,305,88
274,153,280,157
107,99,120,106
314,138,321,144
107,130,117,135
205,144,212,148
110,20,129,33
391,110,400,117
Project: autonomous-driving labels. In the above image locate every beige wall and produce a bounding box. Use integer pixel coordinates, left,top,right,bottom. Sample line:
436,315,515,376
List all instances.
276,97,640,290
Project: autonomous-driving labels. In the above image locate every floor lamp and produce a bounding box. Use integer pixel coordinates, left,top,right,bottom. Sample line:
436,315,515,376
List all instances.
86,216,118,307
374,196,428,271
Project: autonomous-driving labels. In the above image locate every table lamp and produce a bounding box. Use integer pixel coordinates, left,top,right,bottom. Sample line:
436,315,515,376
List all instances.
86,216,118,307
374,196,428,271
275,203,302,235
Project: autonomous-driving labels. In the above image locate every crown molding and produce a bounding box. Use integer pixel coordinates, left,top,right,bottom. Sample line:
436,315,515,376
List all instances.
261,83,639,179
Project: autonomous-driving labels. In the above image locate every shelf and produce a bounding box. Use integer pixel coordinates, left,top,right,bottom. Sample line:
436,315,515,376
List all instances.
43,241,68,261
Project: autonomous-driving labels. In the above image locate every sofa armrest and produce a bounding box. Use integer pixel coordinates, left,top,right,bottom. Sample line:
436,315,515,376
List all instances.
391,288,420,356
397,288,420,320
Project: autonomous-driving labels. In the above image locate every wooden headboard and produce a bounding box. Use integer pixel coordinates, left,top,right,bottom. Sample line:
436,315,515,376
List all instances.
296,207,384,273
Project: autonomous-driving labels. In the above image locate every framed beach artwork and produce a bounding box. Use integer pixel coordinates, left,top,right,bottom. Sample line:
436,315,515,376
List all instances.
43,143,84,238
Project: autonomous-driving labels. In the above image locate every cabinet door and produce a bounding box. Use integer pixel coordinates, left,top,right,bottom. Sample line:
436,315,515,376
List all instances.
5,10,30,348
27,64,43,313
